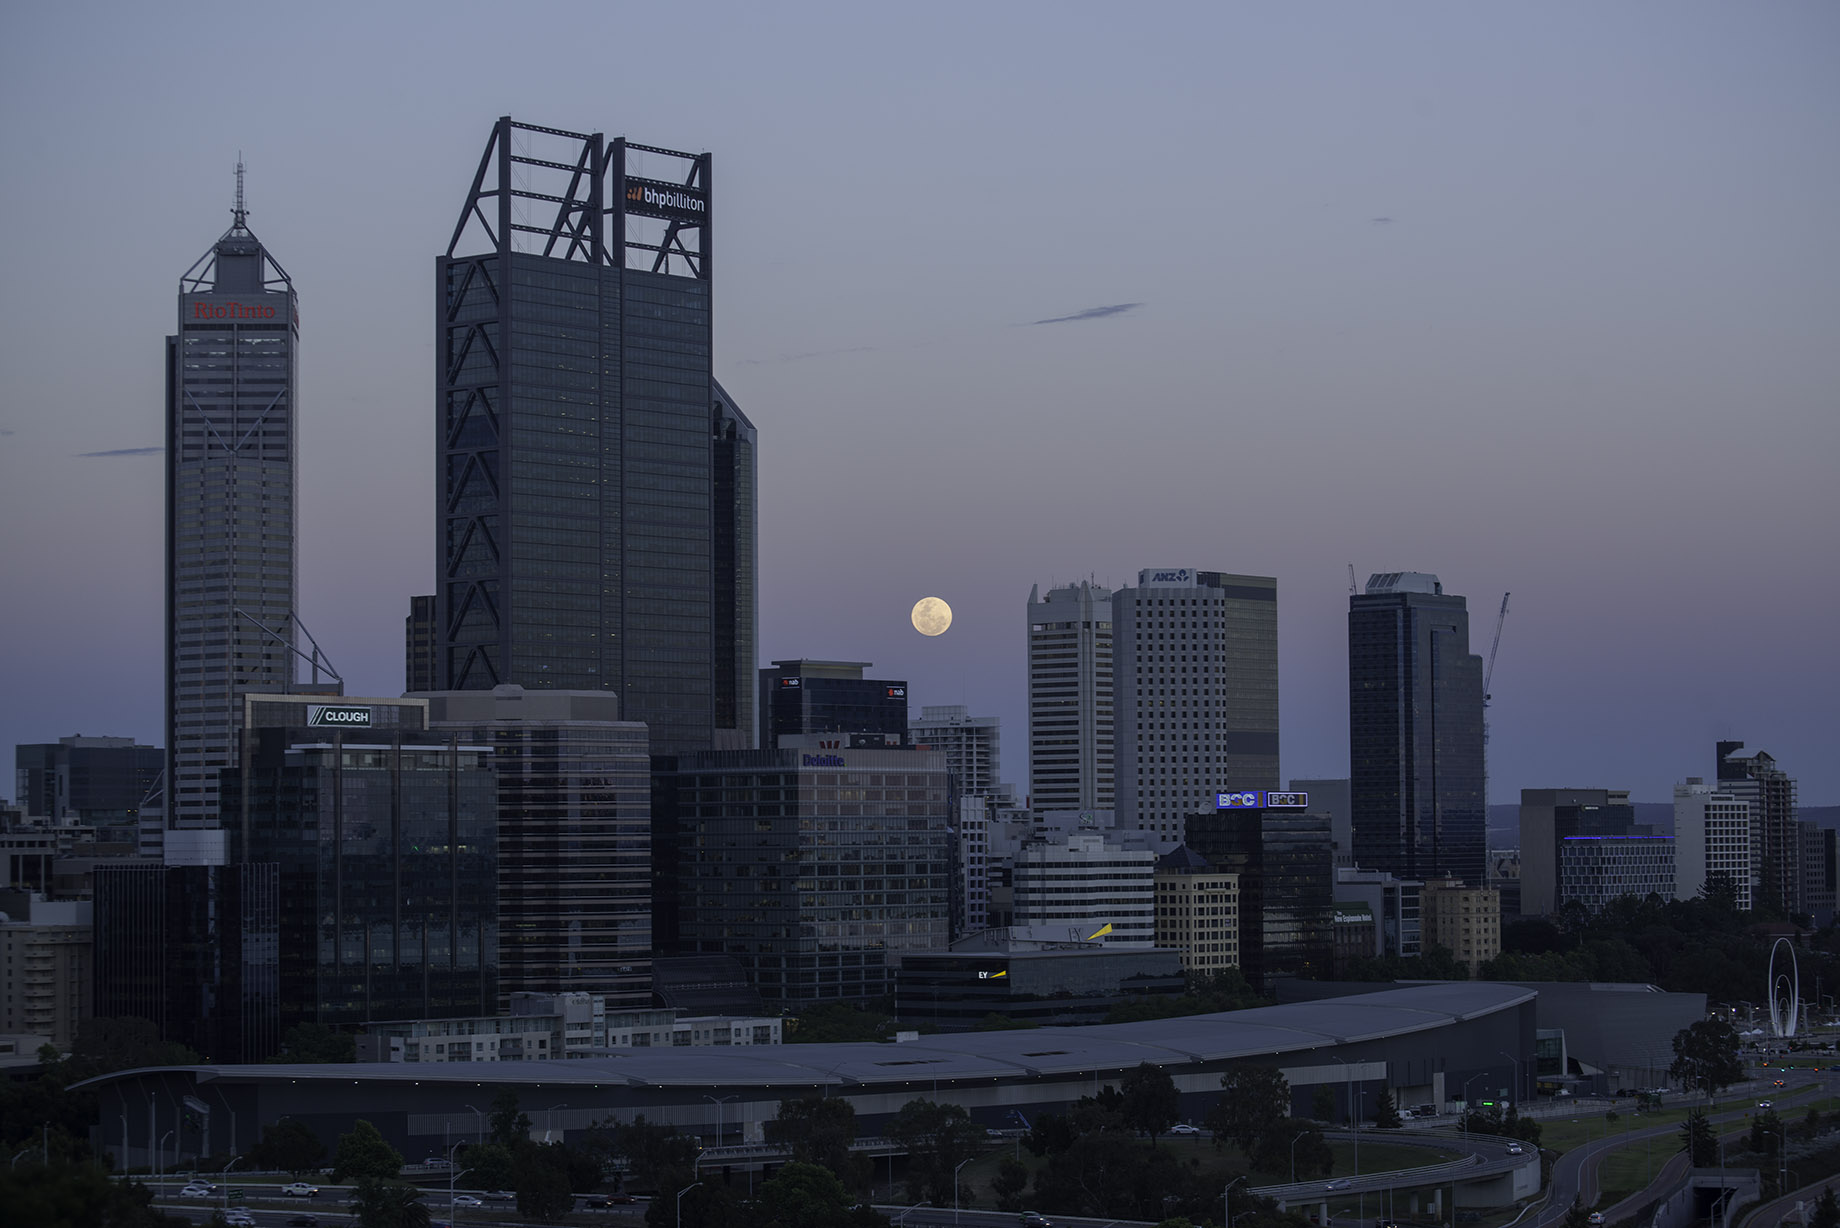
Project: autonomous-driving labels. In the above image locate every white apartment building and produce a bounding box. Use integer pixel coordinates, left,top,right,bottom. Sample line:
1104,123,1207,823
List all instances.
1153,846,1240,975
911,706,1004,800
1674,778,1753,911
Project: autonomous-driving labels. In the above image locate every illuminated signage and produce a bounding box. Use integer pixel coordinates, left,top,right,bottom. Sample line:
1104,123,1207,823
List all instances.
625,177,707,221
309,706,372,728
801,754,844,768
885,686,906,699
977,969,1008,979
1140,568,1193,586
779,677,801,688
1216,790,1309,810
192,300,279,321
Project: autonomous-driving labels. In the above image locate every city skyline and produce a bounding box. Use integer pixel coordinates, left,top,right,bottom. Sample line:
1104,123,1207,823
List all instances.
3,5,1837,806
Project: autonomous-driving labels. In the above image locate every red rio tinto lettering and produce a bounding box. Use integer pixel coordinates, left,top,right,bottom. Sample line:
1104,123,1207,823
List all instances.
192,301,278,320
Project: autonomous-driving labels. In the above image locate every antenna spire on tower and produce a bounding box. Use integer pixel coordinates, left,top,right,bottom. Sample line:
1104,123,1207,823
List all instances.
233,154,248,230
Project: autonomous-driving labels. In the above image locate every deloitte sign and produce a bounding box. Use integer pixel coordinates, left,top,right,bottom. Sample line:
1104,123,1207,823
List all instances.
309,705,373,728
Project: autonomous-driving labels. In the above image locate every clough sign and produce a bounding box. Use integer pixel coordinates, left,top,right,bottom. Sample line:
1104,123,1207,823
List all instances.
625,177,707,222
309,705,373,728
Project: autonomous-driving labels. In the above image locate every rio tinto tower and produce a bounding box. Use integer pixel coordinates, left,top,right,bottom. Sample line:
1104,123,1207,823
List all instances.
162,166,307,834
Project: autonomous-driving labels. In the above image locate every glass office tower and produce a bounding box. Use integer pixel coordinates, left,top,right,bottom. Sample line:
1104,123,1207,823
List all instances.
437,117,755,755
1349,573,1486,886
166,173,301,826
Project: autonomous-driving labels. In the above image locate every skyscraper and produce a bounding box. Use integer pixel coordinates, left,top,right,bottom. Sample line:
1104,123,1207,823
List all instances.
758,660,908,748
1717,742,1800,913
436,117,755,756
910,705,1002,800
1113,569,1279,846
165,168,302,828
1027,581,1113,812
1349,572,1486,886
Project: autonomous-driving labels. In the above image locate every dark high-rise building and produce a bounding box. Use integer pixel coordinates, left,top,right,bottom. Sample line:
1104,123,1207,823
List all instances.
651,746,951,1004
222,695,498,1030
166,167,303,828
1717,742,1801,914
758,660,909,749
14,736,162,825
1184,793,1332,989
92,860,279,1063
406,595,439,694
436,117,756,756
424,686,652,1011
1518,788,1638,916
1350,572,1486,886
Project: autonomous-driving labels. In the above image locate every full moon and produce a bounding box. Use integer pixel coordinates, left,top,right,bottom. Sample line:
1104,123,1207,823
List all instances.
911,596,953,637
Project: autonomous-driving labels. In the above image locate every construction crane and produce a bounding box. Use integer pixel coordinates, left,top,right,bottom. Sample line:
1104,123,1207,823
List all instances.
1483,592,1511,705
1348,563,1357,595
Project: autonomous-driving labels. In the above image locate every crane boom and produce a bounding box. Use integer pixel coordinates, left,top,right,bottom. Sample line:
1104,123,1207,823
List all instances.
1483,592,1510,700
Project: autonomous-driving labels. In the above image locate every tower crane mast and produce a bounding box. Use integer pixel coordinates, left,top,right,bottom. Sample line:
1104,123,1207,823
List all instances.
1483,592,1510,703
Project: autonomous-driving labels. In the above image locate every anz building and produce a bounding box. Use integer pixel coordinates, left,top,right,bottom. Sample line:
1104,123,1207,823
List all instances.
438,117,756,755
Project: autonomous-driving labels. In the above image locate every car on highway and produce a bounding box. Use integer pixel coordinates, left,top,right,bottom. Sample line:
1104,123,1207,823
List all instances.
285,1217,319,1228
1170,1123,1201,1135
583,1193,639,1206
485,1189,516,1201
282,1181,320,1197
452,1194,484,1207
1507,1143,1525,1154
180,1183,214,1198
1019,1215,1054,1228
1773,1079,1787,1088
1759,1100,1774,1110
224,1214,256,1228
1588,1214,1605,1225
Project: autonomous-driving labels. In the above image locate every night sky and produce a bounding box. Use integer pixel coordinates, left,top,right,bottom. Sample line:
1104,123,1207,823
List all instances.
2,3,1835,807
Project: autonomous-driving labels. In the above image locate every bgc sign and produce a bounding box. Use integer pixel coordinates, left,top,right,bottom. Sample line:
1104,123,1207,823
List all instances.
1216,790,1309,810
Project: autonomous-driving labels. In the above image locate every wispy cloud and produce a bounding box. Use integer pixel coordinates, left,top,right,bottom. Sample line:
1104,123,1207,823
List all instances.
1028,303,1142,326
736,345,876,368
77,446,163,457
0,428,14,436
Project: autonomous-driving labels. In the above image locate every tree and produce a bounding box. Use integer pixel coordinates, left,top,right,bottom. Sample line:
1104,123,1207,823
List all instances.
784,1001,893,1044
331,1120,403,1184
248,1118,326,1176
455,1142,515,1192
606,1116,700,1194
0,1160,178,1228
1024,1112,1076,1159
1680,1109,1716,1167
990,1156,1030,1211
886,1098,983,1205
1120,1063,1182,1146
1751,1108,1784,1157
346,1177,431,1228
1670,1019,1744,1098
1372,1088,1402,1130
1810,1187,1840,1228
489,1089,531,1148
512,1145,576,1224
1562,1198,1593,1228
765,1095,860,1174
1208,1065,1292,1168
1285,1121,1334,1182
751,1161,887,1228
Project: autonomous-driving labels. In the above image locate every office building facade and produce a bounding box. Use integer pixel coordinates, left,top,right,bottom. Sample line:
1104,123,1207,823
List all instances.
1114,569,1279,846
1185,798,1333,988
1153,846,1241,977
1556,835,1675,914
222,695,498,1030
91,862,279,1063
0,891,93,1049
14,736,161,826
651,746,951,1005
1518,788,1637,916
406,595,439,693
437,117,755,756
166,178,302,827
911,706,1002,800
1027,581,1114,812
1419,877,1502,973
1349,572,1486,886
758,660,909,749
424,686,652,1011
1012,834,1157,947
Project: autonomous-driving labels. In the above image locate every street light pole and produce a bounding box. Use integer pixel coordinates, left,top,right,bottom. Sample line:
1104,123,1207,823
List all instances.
953,1157,974,1224
463,1102,485,1147
703,1094,737,1147
448,1141,470,1218
1499,1050,1521,1108
1225,1173,1248,1228
1291,1129,1310,1184
676,1181,702,1228
541,1103,570,1144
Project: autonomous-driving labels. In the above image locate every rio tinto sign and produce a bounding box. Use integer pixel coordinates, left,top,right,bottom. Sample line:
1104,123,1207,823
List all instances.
190,300,280,320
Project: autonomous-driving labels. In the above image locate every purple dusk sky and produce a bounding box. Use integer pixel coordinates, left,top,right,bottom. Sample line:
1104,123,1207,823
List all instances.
1,4,1835,807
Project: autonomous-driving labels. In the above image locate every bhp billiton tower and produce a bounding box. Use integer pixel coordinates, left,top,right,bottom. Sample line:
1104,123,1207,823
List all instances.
438,117,755,753
165,174,301,828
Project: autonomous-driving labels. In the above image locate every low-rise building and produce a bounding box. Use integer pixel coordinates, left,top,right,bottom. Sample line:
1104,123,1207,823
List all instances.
0,891,91,1049
1153,846,1240,976
355,996,781,1062
1419,878,1501,973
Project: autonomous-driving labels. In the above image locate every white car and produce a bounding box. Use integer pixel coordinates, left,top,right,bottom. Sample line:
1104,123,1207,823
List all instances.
452,1194,484,1207
1170,1123,1201,1135
1506,1143,1524,1155
224,1214,257,1228
180,1184,214,1198
283,1181,320,1197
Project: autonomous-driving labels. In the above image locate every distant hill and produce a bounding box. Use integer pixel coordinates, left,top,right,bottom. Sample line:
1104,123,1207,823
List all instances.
1488,802,1840,851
